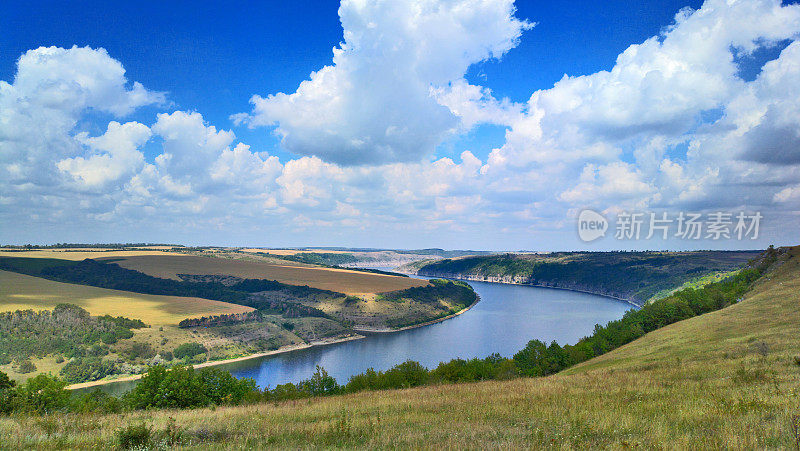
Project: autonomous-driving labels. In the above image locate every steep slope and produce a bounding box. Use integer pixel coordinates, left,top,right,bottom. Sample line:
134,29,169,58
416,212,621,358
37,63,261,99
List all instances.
1,247,798,449
405,250,760,304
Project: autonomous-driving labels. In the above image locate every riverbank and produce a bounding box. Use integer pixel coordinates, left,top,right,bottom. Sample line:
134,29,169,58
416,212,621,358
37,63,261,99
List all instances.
66,292,482,390
353,294,480,333
65,334,365,390
412,272,641,308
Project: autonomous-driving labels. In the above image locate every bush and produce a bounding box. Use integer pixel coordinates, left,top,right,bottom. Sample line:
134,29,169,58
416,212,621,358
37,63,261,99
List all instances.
173,342,207,360
0,370,14,390
299,366,339,396
0,370,15,415
343,295,360,305
71,389,122,414
16,359,36,374
344,361,428,392
11,374,69,414
198,367,260,405
430,354,518,383
125,342,156,360
117,423,152,449
125,365,204,409
60,357,117,383
124,365,261,410
513,340,566,377
98,315,147,330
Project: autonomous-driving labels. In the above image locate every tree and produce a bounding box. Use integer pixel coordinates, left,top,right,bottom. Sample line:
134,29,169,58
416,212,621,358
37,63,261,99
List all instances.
300,365,339,396
12,374,69,414
513,339,549,377
0,370,14,390
173,342,207,360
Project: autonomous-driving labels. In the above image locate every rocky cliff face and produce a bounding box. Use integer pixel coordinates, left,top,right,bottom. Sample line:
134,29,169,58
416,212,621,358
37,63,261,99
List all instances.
415,270,642,307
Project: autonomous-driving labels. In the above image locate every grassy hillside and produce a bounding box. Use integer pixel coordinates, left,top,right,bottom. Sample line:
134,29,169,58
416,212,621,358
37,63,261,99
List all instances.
0,270,261,384
1,246,797,448
407,250,760,304
0,255,476,384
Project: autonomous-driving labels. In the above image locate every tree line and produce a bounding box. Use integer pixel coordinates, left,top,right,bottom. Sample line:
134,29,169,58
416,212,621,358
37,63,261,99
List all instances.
0,304,145,367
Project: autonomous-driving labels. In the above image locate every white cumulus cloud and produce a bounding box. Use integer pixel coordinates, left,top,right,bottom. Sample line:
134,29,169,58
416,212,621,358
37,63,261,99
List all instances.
235,0,531,165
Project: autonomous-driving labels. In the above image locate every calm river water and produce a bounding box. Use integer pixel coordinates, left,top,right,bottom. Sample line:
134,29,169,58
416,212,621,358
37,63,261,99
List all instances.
221,279,633,389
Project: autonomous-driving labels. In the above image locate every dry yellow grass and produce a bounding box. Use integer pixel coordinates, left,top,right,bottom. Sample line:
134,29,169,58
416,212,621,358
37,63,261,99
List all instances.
0,249,173,260
108,254,427,295
238,248,350,255
0,270,253,326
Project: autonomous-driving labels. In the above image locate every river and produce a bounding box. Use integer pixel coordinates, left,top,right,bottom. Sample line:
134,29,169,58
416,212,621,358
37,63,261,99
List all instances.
220,278,632,389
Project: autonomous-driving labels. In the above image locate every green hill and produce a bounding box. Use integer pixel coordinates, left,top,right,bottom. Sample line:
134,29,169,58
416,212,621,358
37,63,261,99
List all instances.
406,250,760,304
0,247,798,448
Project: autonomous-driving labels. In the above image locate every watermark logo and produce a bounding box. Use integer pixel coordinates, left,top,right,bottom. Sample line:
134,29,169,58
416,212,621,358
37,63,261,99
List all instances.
578,209,608,242
577,209,762,242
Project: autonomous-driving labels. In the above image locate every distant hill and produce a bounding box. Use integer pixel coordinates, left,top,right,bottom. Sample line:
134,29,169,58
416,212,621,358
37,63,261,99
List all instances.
402,250,761,305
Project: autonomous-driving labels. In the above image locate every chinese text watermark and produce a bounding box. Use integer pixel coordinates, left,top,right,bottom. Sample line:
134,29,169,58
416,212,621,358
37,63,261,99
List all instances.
578,210,762,242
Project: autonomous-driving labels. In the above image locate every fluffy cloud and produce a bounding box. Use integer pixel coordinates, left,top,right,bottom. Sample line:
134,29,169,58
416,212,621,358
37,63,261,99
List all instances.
235,0,531,165
58,121,151,189
0,47,163,188
482,0,800,219
153,111,236,181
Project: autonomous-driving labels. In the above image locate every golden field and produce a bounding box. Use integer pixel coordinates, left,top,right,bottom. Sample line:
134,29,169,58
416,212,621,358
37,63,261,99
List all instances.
0,249,173,260
0,270,253,325
107,254,427,295
238,248,350,255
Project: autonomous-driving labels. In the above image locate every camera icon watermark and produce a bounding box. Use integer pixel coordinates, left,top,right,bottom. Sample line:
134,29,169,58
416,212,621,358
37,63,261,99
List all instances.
577,209,762,242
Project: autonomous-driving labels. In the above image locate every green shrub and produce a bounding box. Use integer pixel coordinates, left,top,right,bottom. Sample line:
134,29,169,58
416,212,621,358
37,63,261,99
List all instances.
431,354,518,383
71,389,122,414
11,374,69,414
299,366,339,396
116,423,151,449
198,367,260,405
0,370,14,390
0,388,14,415
16,359,36,374
125,365,205,409
343,295,360,305
0,370,15,415
60,357,117,383
173,342,207,360
124,365,261,410
125,342,155,360
97,315,147,329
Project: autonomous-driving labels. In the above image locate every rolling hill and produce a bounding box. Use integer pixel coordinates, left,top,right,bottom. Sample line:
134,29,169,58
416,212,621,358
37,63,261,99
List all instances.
403,250,761,305
1,246,797,448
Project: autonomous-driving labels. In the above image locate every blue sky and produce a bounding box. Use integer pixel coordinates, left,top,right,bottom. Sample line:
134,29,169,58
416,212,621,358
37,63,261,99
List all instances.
1,0,798,249
2,0,703,161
